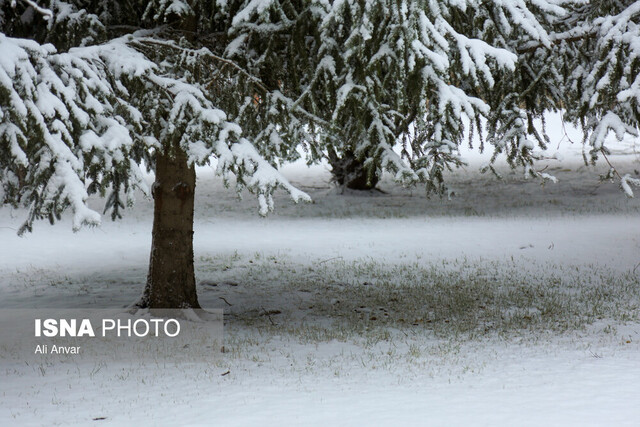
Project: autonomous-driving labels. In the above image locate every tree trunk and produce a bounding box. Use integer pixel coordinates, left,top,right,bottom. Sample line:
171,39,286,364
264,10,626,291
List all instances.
327,149,380,190
138,146,200,309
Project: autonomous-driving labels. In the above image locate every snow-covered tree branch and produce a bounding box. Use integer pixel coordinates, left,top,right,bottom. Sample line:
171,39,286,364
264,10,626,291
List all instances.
2,0,640,308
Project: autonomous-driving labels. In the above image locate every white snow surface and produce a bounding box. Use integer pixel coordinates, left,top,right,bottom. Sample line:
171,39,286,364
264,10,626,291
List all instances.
1,116,640,426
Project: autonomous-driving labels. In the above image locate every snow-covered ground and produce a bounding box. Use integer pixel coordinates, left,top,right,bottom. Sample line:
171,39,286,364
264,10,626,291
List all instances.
1,116,640,426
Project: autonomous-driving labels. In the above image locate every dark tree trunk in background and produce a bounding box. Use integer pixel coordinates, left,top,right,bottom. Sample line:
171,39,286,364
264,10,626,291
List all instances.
328,149,380,190
138,146,200,309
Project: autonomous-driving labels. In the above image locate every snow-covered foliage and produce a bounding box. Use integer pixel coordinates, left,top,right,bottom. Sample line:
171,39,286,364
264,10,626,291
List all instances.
467,1,566,181
226,0,570,192
1,0,639,231
562,2,640,165
502,0,640,195
0,0,310,233
0,33,149,233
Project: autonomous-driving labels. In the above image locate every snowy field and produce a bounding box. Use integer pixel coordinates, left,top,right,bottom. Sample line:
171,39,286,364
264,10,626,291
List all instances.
1,118,640,426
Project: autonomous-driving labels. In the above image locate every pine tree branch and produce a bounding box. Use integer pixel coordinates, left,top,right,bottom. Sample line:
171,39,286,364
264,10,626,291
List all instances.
517,26,596,54
130,37,270,94
13,0,52,20
600,149,623,181
517,3,640,54
129,35,334,135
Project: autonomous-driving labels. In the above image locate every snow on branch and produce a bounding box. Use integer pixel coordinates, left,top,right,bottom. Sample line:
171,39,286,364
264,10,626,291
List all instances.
11,0,53,20
588,112,638,151
621,174,640,198
231,0,278,27
129,36,269,94
215,138,311,216
379,144,419,186
517,1,640,55
0,15,318,231
0,35,99,232
0,34,156,233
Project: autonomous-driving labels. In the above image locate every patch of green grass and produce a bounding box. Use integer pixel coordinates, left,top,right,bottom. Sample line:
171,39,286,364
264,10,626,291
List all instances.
198,255,640,344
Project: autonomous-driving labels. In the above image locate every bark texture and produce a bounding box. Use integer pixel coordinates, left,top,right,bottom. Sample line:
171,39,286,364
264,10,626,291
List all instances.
139,146,200,309
328,149,380,190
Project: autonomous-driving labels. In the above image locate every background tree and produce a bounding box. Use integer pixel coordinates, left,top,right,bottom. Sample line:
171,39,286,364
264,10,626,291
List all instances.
478,0,640,195
227,0,565,191
229,0,640,194
559,0,640,195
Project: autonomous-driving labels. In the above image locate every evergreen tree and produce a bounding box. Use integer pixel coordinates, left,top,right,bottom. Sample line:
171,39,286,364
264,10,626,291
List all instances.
482,0,640,194
228,0,640,194
559,0,640,195
0,0,310,308
228,1,566,191
1,1,639,308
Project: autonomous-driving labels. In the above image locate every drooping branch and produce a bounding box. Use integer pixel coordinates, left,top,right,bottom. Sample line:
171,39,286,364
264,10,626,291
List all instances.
12,0,53,20
517,2,640,54
517,24,596,53
129,35,335,137
129,36,270,94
